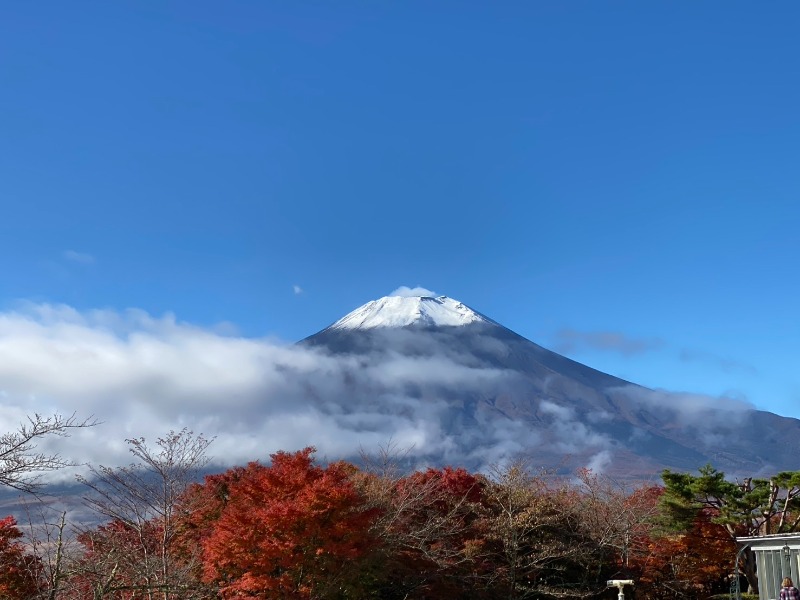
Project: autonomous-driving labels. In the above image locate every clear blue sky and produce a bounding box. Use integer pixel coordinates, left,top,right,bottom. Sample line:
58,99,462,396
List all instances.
2,2,799,426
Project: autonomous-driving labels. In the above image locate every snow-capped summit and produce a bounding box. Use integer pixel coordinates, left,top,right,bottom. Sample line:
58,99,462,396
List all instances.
328,295,494,330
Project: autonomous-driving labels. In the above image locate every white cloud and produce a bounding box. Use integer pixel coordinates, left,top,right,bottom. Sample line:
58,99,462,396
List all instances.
586,450,613,473
0,303,531,481
608,385,754,450
613,386,754,420
0,304,763,485
293,285,303,295
63,250,95,264
389,286,438,298
539,401,612,454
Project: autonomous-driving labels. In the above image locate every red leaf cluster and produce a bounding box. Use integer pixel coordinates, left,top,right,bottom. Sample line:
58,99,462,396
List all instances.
198,447,378,599
0,516,39,600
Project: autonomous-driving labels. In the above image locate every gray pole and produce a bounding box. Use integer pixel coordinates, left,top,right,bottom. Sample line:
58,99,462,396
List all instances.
732,544,749,600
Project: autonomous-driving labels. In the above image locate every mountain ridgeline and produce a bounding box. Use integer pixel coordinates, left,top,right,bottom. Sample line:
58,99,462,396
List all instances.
300,295,800,478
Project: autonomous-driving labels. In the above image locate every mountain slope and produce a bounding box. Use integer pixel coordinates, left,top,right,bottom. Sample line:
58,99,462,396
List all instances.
300,295,800,477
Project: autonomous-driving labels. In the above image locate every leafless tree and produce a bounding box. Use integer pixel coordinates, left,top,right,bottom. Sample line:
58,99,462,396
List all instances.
574,468,662,573
20,502,74,600
483,460,600,600
77,429,214,600
356,442,488,597
0,412,98,494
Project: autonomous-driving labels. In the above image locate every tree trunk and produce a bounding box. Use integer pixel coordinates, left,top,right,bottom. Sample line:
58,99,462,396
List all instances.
743,548,758,595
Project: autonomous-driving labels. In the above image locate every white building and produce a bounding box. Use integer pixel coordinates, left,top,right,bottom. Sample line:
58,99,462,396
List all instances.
736,534,800,600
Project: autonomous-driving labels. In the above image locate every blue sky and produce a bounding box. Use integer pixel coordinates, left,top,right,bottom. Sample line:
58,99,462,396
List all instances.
1,1,799,455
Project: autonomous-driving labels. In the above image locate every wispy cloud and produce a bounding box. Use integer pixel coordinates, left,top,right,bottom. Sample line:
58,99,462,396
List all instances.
63,250,95,264
552,328,664,357
609,385,755,450
389,285,437,297
293,285,303,295
613,386,754,421
679,348,757,375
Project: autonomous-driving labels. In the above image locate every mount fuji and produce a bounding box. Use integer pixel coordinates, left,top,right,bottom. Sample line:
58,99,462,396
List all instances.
300,295,800,477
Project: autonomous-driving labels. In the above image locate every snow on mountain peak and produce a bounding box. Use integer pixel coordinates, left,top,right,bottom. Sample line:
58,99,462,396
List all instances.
328,295,492,330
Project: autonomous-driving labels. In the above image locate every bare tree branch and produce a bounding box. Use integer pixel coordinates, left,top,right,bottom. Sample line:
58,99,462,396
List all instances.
77,429,214,600
0,412,99,494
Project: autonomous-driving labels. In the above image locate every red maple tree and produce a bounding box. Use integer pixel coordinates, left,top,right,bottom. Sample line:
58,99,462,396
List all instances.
0,516,40,600
378,466,489,597
200,447,378,599
633,509,735,599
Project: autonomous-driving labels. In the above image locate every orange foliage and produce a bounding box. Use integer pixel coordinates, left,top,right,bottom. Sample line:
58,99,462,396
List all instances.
200,447,378,599
634,509,734,598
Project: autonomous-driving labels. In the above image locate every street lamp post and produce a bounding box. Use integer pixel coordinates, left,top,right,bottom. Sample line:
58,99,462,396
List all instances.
784,544,792,583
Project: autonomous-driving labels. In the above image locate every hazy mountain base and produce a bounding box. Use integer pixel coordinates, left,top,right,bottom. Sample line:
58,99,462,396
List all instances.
300,322,800,478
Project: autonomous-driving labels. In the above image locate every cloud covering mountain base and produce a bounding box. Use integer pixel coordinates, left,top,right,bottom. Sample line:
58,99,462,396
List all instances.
0,301,797,483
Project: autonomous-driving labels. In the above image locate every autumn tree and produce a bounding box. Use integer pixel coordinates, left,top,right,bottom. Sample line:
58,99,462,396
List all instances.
354,464,489,598
661,465,800,595
73,519,157,600
200,447,378,600
481,461,605,599
575,468,663,575
0,515,41,599
634,510,734,599
77,429,213,600
176,465,249,571
570,471,734,599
